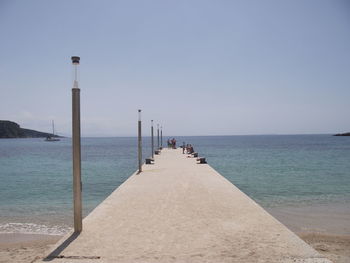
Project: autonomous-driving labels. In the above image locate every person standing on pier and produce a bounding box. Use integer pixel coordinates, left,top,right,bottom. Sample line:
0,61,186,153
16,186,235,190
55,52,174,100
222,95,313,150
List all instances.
167,139,171,148
171,138,176,149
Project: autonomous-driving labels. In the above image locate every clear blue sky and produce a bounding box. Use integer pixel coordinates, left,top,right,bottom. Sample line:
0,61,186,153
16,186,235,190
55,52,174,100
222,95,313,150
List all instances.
1,0,349,136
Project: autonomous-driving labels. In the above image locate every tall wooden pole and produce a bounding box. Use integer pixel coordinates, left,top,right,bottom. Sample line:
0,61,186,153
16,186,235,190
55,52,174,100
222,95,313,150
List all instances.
138,110,142,173
71,56,82,233
160,126,163,149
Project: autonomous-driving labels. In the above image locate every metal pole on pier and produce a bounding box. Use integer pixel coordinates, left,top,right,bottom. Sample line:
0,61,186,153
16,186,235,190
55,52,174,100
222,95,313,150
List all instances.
71,56,82,233
151,120,154,159
52,120,55,136
160,126,163,149
138,110,142,173
157,124,160,150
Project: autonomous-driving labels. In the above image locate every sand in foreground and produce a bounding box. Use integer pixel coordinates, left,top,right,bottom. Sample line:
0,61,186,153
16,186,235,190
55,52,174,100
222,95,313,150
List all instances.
0,232,349,263
298,233,350,263
0,233,61,263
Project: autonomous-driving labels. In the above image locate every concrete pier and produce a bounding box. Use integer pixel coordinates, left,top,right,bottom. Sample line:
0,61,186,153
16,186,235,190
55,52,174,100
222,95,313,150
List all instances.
38,149,331,263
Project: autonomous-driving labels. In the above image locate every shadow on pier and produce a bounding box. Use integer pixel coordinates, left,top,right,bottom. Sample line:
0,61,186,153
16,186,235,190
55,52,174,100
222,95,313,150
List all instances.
43,232,80,261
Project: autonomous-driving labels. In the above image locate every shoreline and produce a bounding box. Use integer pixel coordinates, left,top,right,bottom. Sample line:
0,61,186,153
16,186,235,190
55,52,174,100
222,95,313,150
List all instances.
1,202,349,261
1,231,349,263
269,203,350,262
1,203,349,262
267,203,350,236
297,233,350,263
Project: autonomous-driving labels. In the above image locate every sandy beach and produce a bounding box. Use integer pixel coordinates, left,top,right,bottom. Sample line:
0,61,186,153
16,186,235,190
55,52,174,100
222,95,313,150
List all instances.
1,203,349,262
269,204,350,263
298,233,350,263
2,202,350,262
1,231,349,263
0,233,61,263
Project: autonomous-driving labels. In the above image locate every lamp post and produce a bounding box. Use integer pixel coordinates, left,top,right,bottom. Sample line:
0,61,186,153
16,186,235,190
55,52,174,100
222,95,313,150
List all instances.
157,124,160,150
151,120,154,159
71,56,82,233
160,126,163,149
138,110,142,173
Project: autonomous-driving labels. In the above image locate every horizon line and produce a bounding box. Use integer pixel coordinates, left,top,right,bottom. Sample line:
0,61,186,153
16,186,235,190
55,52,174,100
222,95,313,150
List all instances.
56,133,337,138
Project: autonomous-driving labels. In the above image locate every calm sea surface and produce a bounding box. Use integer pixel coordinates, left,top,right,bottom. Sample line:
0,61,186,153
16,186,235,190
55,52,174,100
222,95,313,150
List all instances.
0,135,349,235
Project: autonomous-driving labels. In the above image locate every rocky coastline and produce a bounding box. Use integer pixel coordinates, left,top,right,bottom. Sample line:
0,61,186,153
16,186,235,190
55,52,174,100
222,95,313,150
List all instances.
0,120,61,138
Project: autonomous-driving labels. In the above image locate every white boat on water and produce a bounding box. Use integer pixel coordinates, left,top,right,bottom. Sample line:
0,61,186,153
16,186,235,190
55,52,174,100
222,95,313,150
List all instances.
45,120,60,142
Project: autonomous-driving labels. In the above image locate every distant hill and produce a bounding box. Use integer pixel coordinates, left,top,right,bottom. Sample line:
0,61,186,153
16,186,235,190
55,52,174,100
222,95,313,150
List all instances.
334,132,350,136
0,120,61,138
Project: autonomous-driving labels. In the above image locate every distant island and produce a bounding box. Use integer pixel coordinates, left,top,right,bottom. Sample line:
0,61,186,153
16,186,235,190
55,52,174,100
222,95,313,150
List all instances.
0,120,61,139
334,132,350,136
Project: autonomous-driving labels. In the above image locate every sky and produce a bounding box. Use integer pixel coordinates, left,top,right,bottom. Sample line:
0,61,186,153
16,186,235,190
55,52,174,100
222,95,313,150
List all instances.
0,0,349,136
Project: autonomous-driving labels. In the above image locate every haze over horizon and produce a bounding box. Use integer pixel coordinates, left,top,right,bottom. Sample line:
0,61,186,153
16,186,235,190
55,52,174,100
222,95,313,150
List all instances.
1,0,349,137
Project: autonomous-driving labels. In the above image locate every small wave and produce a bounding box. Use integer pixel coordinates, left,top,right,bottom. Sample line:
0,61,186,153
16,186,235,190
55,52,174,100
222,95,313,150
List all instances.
0,222,72,236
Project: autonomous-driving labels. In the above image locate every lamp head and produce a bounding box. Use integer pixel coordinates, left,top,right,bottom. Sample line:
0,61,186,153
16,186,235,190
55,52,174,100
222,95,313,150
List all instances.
71,56,80,65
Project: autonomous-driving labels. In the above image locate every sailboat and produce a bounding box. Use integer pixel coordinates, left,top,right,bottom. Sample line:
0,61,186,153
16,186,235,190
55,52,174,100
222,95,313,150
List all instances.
45,120,60,141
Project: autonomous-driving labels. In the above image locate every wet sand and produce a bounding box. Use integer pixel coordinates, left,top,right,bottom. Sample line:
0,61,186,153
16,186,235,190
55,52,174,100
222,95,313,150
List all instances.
268,204,350,236
299,233,350,263
268,204,350,263
0,233,61,263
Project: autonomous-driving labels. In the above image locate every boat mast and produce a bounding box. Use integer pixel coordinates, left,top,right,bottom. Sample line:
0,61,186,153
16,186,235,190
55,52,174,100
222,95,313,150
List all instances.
52,120,55,136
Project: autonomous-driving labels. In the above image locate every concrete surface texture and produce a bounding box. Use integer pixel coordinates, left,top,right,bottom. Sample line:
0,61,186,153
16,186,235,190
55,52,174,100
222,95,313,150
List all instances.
37,148,331,263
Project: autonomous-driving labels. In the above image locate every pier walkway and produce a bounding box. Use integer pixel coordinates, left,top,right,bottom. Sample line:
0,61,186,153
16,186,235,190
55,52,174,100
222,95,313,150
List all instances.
38,148,331,263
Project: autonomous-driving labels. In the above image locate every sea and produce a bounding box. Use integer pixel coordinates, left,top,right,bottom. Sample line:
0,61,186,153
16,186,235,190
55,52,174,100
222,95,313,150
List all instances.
0,135,349,236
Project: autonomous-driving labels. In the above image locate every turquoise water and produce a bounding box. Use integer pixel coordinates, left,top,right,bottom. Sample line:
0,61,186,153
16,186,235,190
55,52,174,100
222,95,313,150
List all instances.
0,135,349,234
178,135,350,207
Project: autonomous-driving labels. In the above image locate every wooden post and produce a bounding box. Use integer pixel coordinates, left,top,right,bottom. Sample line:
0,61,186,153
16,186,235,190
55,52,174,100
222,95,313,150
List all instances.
71,56,82,233
138,110,142,173
161,126,163,149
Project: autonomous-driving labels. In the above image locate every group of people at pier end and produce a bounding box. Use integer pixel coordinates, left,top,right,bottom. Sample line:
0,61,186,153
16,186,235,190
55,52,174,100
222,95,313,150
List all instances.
167,138,195,155
167,138,177,149
182,143,194,154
